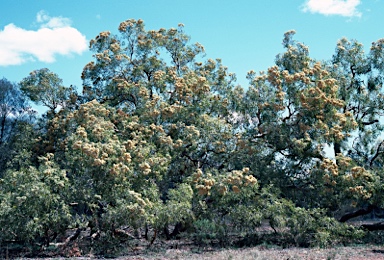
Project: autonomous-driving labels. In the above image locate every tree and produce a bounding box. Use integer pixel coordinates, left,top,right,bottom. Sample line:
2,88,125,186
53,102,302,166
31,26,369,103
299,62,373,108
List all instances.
0,78,35,176
330,37,384,166
0,78,30,144
79,19,248,240
0,154,71,247
238,31,384,231
232,31,355,211
20,68,75,115
19,69,82,157
326,37,384,225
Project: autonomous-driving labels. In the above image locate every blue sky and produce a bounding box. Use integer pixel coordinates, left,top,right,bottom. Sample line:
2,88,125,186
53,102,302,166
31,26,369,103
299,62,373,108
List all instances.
1,0,384,101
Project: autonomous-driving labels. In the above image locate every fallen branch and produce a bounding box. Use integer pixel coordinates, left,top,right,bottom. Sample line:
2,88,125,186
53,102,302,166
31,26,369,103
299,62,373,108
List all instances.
339,205,374,223
64,228,82,245
113,229,136,240
362,222,384,231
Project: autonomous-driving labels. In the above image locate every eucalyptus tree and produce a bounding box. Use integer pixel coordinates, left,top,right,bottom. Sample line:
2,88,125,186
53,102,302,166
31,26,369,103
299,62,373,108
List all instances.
59,19,258,241
0,78,35,176
237,31,384,229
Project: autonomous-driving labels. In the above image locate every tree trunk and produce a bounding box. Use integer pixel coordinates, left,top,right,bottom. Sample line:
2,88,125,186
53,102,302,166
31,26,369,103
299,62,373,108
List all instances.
0,115,6,145
334,142,341,159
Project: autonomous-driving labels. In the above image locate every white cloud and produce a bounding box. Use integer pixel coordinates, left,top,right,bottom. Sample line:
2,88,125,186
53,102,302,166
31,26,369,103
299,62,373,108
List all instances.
0,11,88,66
36,10,72,28
302,0,362,17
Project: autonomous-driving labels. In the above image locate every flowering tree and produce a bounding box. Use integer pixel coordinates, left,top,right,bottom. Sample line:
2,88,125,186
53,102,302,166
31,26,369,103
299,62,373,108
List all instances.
2,21,384,254
237,31,384,227
78,19,259,240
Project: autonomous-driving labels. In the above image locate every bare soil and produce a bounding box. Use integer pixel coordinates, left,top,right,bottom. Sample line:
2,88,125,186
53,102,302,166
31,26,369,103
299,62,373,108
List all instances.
11,245,384,260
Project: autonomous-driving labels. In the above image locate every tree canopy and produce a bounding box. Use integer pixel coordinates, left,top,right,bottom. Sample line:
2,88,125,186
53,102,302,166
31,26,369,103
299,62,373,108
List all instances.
1,19,384,257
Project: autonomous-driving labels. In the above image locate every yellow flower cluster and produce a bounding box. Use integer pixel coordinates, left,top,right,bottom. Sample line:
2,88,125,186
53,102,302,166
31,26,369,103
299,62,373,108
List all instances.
139,162,151,175
139,87,149,98
227,170,244,185
82,62,95,76
312,62,322,74
334,112,347,125
110,42,120,53
348,185,372,200
225,168,257,193
267,66,281,86
161,105,178,118
244,174,257,186
146,156,168,169
115,79,131,89
122,152,132,163
81,143,100,158
173,139,183,148
149,123,165,133
128,190,148,208
192,169,202,183
336,155,352,168
118,20,135,32
350,166,371,181
76,126,87,138
125,140,136,149
93,158,106,166
327,125,344,141
167,68,177,81
95,50,112,63
206,59,216,70
218,184,228,195
110,162,130,175
99,31,110,38
321,158,338,176
315,120,328,131
185,125,200,138
196,178,215,195
91,125,104,140
159,135,173,146
193,169,215,195
90,31,111,47
125,191,148,215
101,142,116,155
213,141,226,153
153,70,165,81
275,86,285,101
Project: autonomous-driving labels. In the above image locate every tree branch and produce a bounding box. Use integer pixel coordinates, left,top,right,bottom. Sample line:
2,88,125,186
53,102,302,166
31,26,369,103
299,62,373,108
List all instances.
361,119,379,126
370,141,384,167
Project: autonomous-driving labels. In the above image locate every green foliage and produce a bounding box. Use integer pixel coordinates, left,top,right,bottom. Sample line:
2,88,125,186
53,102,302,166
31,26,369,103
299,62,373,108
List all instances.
0,154,70,246
0,78,34,176
192,218,224,245
20,68,74,114
261,190,363,247
4,20,384,257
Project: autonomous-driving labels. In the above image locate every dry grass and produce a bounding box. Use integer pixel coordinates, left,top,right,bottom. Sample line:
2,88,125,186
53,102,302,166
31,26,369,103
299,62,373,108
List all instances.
15,245,384,260
123,246,384,260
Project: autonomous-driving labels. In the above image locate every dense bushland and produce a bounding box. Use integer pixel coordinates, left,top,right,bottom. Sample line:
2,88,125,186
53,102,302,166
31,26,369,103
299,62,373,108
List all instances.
1,19,384,257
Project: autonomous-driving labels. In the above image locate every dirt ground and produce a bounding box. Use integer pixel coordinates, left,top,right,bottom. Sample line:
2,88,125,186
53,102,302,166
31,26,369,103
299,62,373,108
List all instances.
144,246,384,260
13,245,384,260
